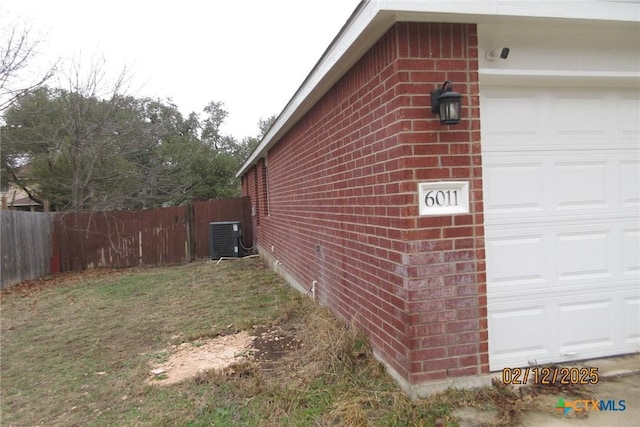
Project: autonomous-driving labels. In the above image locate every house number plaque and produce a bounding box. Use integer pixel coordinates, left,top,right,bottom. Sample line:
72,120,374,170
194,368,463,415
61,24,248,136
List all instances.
418,181,469,216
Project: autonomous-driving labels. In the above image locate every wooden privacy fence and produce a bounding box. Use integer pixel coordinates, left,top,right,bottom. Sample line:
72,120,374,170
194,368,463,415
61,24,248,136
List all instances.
55,206,189,271
0,197,252,288
189,199,254,259
1,210,55,289
55,197,253,271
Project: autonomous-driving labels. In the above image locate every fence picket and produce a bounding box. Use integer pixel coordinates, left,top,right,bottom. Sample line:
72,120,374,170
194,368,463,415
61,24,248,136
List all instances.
0,211,54,289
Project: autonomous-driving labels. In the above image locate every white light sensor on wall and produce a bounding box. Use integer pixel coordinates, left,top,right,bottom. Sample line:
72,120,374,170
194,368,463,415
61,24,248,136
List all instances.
486,47,510,61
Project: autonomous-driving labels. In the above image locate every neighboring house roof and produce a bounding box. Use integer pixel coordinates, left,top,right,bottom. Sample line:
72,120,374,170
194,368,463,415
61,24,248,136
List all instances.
236,0,640,178
2,164,41,207
1,188,40,207
11,196,40,207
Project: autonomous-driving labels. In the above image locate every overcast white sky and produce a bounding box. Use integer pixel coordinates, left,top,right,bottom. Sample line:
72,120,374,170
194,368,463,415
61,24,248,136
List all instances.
1,0,361,139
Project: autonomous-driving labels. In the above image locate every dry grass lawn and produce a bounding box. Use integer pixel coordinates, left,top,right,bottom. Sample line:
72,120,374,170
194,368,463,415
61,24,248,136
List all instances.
1,257,583,426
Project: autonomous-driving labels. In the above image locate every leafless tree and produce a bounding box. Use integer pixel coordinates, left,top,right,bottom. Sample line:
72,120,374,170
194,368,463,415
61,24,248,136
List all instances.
55,57,135,212
0,20,56,113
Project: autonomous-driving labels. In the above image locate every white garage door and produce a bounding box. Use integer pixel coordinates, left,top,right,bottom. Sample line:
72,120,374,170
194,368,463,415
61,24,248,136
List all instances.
482,85,640,371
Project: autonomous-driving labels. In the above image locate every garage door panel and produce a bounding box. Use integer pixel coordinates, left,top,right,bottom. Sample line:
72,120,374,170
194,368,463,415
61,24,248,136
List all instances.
484,163,545,213
552,95,604,134
486,234,547,289
623,229,640,275
623,296,640,345
621,160,639,206
483,89,639,151
488,221,635,296
555,291,640,360
483,86,640,370
488,304,550,362
619,97,640,134
556,231,613,281
482,93,538,135
490,290,639,370
558,298,615,352
554,161,608,209
484,151,634,222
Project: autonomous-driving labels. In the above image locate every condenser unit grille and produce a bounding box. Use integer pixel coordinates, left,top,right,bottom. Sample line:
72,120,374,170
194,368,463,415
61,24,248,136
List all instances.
209,221,241,259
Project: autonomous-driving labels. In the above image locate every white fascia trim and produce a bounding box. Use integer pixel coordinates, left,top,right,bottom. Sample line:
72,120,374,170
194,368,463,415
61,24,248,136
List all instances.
379,0,639,22
236,0,639,178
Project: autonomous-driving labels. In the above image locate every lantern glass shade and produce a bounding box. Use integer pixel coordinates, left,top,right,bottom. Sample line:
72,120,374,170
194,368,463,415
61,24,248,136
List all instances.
430,80,462,125
438,91,462,124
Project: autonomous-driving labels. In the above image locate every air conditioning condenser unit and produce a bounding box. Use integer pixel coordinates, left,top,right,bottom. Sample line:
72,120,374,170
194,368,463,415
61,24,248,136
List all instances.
209,221,241,259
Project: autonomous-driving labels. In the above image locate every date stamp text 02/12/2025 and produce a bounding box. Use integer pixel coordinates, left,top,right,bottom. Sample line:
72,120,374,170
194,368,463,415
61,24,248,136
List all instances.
501,367,600,385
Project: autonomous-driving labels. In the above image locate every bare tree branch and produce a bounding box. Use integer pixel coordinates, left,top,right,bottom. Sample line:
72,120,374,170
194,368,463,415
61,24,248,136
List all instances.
0,21,56,113
8,167,42,204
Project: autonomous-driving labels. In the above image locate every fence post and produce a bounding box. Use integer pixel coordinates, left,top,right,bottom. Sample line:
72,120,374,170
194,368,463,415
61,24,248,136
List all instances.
50,228,60,274
185,201,196,262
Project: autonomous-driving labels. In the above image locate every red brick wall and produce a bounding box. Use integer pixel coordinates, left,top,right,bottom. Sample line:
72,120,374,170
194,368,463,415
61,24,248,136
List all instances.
242,22,486,386
242,166,258,238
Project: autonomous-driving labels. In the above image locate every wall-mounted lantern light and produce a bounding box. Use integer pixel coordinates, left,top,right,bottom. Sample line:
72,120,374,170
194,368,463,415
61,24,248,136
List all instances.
430,80,462,125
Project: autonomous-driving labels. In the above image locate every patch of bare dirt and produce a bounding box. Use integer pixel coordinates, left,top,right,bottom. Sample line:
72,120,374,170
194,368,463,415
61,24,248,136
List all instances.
147,326,303,385
252,325,303,369
147,331,255,385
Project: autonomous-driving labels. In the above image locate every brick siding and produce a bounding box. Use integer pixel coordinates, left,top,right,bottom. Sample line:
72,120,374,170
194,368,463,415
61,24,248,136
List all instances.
242,22,487,386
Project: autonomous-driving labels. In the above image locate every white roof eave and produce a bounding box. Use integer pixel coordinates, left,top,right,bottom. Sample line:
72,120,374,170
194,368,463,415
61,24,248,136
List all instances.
236,0,639,178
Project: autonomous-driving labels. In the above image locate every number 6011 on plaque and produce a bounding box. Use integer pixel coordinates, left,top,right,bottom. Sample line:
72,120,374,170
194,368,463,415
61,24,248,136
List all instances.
417,181,470,216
